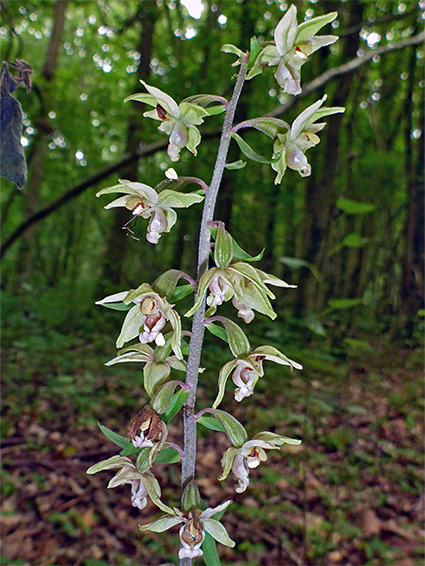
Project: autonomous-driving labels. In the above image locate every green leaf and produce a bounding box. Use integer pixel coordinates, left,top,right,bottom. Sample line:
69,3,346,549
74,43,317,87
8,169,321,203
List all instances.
205,322,229,343
279,256,322,282
169,284,195,303
100,302,132,311
225,160,246,170
342,233,366,248
231,132,279,164
202,531,221,566
336,198,376,215
218,318,251,357
162,389,189,425
154,448,181,463
296,11,337,43
97,422,130,449
248,36,261,68
197,415,225,432
328,298,363,309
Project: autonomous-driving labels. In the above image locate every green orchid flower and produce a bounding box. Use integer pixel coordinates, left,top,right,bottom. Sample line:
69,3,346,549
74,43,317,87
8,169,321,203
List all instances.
247,6,338,95
96,283,182,358
125,81,226,161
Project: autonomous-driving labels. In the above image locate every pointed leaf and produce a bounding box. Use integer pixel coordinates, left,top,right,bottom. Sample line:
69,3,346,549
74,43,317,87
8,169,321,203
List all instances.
336,198,376,215
205,322,228,343
169,284,195,303
154,447,181,463
162,389,189,424
197,415,225,432
202,531,221,566
97,422,130,449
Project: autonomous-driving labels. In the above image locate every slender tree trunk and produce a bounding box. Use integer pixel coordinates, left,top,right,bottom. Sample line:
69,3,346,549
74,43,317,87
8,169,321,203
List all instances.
98,2,157,293
295,1,364,315
398,48,424,338
16,0,69,278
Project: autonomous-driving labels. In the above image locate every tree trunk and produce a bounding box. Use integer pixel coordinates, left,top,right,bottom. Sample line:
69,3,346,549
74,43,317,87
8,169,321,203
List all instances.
98,2,157,294
16,0,69,278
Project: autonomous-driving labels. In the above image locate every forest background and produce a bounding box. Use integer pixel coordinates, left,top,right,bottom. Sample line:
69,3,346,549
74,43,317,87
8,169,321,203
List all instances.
1,1,424,565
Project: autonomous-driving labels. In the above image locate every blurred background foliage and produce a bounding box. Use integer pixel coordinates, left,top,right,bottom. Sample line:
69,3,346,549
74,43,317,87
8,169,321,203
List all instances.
1,0,423,348
0,1,424,565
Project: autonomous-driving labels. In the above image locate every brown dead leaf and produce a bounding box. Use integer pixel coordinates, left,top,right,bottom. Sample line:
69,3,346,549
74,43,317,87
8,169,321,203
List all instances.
359,508,382,537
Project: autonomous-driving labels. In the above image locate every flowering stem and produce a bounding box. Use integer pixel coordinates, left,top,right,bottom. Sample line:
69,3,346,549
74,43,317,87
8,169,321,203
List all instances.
180,56,248,538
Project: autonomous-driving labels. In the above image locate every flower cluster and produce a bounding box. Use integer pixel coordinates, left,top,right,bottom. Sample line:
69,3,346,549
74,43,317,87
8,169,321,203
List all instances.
96,176,204,244
247,6,337,95
126,81,226,161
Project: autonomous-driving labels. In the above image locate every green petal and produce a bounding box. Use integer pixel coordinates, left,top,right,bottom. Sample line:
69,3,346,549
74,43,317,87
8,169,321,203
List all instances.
139,515,181,532
296,11,337,43
116,305,143,348
143,362,171,397
185,268,218,317
203,518,235,548
240,282,277,320
213,360,238,409
86,455,131,474
142,473,174,514
218,447,238,481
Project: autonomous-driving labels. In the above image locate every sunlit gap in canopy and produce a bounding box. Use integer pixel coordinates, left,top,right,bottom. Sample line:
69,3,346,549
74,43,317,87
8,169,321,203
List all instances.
180,0,204,19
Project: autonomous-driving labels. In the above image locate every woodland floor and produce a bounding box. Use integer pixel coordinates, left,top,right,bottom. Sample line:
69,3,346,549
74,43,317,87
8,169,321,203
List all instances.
1,327,424,566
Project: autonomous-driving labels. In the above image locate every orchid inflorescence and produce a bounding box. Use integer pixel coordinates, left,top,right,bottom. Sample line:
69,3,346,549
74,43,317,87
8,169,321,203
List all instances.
88,6,343,563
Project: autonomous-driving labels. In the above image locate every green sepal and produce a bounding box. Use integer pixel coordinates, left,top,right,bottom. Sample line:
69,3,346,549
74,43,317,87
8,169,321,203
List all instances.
152,270,191,300
139,515,182,532
162,389,189,424
116,305,142,348
100,302,132,312
185,268,218,317
235,116,289,139
209,226,264,263
296,11,337,43
124,93,157,106
221,43,244,57
248,36,261,68
158,189,204,208
197,415,225,432
238,281,277,320
216,317,250,357
203,518,235,548
231,132,280,164
213,360,238,409
309,106,345,123
205,322,228,343
86,455,130,474
218,447,238,481
230,262,272,297
97,422,130,449
182,480,202,512
150,381,186,415
252,431,302,447
124,283,153,304
142,471,175,514
207,409,247,448
143,361,171,397
225,160,246,170
214,223,233,269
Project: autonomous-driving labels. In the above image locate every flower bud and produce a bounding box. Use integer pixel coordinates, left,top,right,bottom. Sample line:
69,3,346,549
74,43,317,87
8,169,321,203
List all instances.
129,406,163,448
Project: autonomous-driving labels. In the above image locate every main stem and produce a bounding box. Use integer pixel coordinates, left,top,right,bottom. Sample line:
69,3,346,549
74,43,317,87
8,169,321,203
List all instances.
181,62,248,506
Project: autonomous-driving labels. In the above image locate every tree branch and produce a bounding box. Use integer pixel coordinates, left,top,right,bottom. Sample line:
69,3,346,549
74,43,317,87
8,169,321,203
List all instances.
268,30,425,117
2,31,422,260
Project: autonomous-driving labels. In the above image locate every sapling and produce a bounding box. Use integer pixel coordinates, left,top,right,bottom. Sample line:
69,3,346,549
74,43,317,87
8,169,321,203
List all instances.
87,6,344,564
